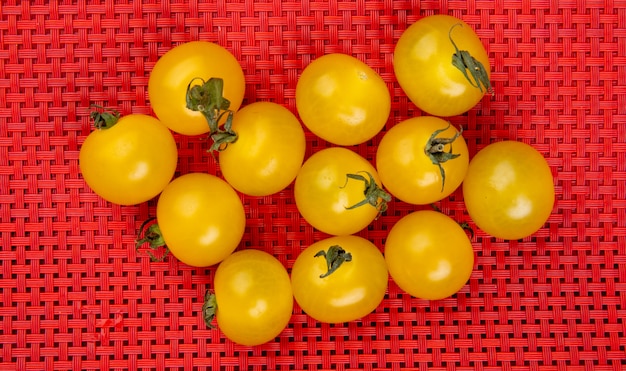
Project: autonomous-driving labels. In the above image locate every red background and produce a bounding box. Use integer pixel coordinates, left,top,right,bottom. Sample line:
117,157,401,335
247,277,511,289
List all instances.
1,1,625,370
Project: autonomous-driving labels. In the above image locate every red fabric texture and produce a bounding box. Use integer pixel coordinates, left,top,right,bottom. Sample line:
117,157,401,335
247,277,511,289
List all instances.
1,1,625,370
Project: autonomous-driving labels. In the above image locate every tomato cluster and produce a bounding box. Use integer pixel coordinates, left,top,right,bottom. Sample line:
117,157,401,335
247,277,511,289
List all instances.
78,14,555,347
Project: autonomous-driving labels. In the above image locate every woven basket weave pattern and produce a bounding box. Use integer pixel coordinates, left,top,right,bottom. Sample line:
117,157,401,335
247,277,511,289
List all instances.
1,1,625,370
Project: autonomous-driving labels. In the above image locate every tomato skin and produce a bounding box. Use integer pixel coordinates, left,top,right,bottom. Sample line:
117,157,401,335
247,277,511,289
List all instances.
79,114,178,206
384,210,475,300
213,249,293,346
294,147,386,236
290,235,388,323
296,53,391,146
218,102,306,197
393,15,491,117
462,140,555,240
156,173,246,268
148,41,245,136
375,116,469,205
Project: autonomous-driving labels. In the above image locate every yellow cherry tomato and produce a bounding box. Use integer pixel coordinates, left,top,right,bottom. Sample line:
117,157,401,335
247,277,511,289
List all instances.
294,147,390,236
79,111,178,206
394,14,492,116
385,210,475,300
376,116,469,205
155,173,246,267
462,140,555,240
204,249,293,346
218,102,306,197
296,53,391,146
290,235,388,323
148,41,245,136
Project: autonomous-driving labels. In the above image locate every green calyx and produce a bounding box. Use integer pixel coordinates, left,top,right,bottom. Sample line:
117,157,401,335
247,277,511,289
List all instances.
186,77,238,152
135,217,169,262
424,123,463,192
202,290,218,329
449,23,494,95
315,245,353,278
341,172,392,214
89,104,120,129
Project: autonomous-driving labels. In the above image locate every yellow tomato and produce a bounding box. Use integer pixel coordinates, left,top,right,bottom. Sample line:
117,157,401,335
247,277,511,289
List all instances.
148,41,245,136
79,112,177,205
296,53,391,146
294,147,390,236
291,235,388,323
462,140,555,240
394,15,492,116
205,249,293,346
155,173,246,267
376,116,468,205
218,102,306,197
385,210,475,300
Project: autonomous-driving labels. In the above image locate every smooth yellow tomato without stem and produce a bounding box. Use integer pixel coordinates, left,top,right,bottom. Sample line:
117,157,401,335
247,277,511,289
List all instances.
384,210,475,300
393,14,492,117
295,53,391,146
294,147,390,236
218,102,306,197
209,249,293,346
148,41,246,136
375,116,469,205
155,173,246,267
290,235,388,323
79,113,178,206
462,140,555,240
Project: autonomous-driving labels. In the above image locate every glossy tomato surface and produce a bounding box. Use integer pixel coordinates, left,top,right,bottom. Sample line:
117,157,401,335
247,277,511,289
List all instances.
384,210,475,300
291,235,388,323
218,102,306,197
79,113,178,206
294,147,389,236
213,249,293,346
156,173,246,267
393,15,492,117
462,140,555,240
296,53,391,146
148,41,245,136
376,116,468,205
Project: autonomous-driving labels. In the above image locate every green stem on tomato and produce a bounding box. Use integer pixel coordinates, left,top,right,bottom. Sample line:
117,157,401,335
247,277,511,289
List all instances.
89,104,121,129
449,23,494,95
135,217,169,262
185,77,238,153
202,290,218,329
341,171,391,214
424,123,463,193
315,245,352,278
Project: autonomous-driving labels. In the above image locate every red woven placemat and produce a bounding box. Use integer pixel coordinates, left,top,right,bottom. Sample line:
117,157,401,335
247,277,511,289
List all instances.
1,1,625,370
